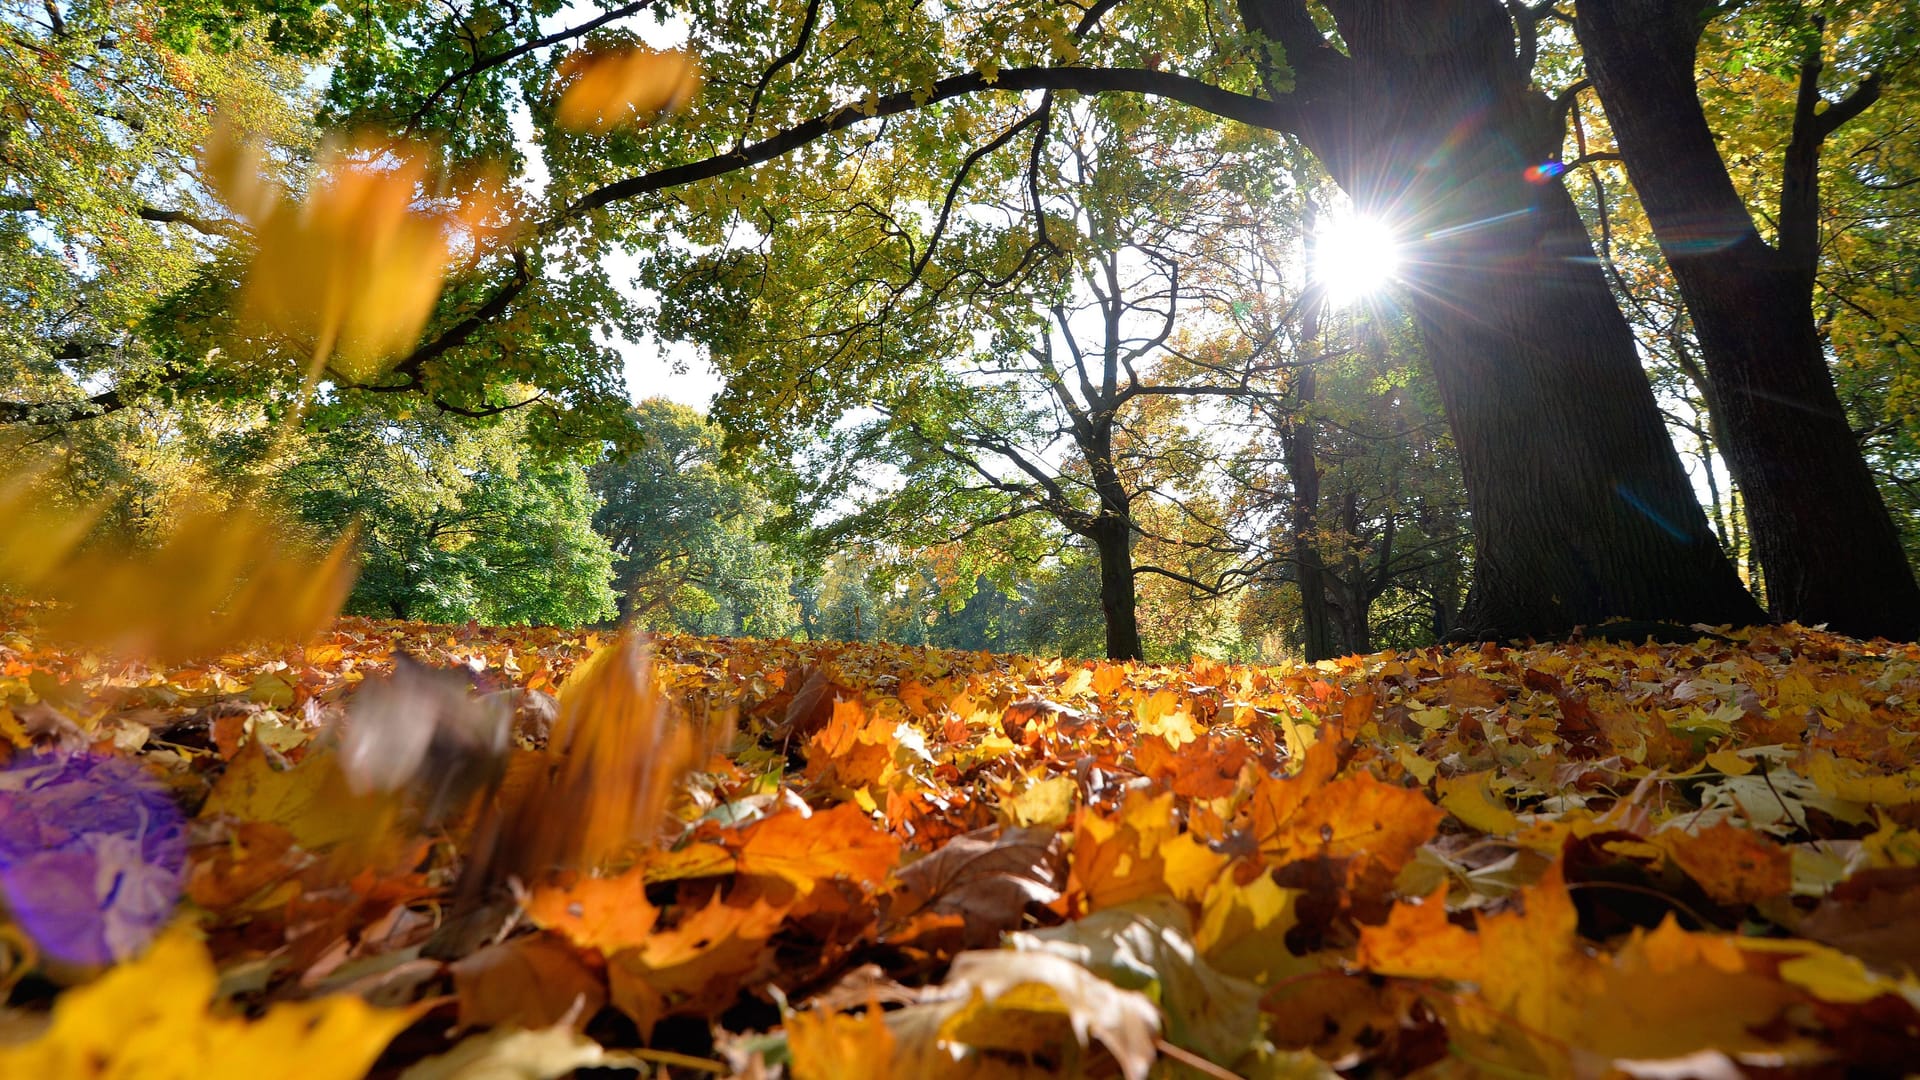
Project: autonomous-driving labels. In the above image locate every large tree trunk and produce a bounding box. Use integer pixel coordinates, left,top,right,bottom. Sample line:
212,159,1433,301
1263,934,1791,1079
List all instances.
1243,0,1762,638
1089,517,1145,661
1576,0,1920,640
1281,366,1337,661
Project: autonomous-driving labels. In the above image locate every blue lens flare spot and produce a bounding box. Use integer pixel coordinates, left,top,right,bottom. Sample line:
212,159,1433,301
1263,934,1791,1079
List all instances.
1524,161,1568,184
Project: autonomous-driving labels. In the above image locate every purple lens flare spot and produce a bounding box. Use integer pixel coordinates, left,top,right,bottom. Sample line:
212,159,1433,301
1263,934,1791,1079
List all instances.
0,753,186,968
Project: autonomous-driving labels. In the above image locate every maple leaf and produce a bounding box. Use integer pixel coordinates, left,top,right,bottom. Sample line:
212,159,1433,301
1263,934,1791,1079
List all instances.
523,869,660,954
1066,788,1227,913
733,802,901,900
605,892,787,1034
449,932,606,1031
885,825,1065,950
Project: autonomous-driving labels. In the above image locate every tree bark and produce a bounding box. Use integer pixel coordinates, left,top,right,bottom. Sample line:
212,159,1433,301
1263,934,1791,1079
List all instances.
1242,0,1762,639
1090,517,1145,661
1575,0,1920,639
1280,364,1337,661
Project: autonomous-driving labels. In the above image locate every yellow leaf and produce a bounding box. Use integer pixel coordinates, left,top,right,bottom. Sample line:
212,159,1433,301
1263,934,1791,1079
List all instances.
209,125,498,382
1003,773,1076,828
0,928,414,1078
1436,770,1521,835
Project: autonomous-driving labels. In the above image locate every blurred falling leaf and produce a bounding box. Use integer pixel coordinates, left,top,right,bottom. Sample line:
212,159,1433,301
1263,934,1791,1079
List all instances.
0,928,415,1077
0,492,357,663
554,46,701,134
341,656,510,824
206,124,498,383
465,633,729,890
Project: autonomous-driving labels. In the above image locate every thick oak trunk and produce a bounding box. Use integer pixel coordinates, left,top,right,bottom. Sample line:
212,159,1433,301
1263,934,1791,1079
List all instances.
1244,0,1762,638
1577,0,1920,639
1090,518,1145,661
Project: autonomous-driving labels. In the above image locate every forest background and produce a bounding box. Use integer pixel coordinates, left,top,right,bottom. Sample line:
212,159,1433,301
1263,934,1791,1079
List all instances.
4,0,1918,665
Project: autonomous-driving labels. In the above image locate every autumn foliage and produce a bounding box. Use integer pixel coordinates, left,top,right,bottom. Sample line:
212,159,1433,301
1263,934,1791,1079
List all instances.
0,602,1917,1077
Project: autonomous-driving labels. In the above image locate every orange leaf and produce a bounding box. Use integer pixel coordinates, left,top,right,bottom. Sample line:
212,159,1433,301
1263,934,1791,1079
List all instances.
1652,821,1793,907
734,803,901,898
554,47,701,134
607,893,786,1034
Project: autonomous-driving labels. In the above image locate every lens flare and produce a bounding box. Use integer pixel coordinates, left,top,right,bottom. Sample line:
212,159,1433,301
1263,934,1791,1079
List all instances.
1310,212,1401,308
1524,160,1568,183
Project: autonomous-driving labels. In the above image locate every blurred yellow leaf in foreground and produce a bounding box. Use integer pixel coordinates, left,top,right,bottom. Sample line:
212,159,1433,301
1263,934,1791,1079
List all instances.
0,477,356,662
555,46,701,134
0,928,415,1079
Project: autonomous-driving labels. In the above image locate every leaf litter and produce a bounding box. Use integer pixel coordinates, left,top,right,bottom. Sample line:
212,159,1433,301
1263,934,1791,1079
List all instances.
1,601,1919,1077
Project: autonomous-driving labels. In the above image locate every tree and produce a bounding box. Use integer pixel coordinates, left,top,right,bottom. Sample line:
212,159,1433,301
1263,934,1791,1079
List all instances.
0,3,314,424
1231,306,1471,660
1575,0,1920,638
589,398,797,636
776,104,1284,660
0,0,642,452
290,0,1774,640
270,408,618,624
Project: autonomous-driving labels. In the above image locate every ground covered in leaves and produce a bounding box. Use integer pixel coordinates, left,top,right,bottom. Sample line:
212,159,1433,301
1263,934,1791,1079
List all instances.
2,610,1919,1078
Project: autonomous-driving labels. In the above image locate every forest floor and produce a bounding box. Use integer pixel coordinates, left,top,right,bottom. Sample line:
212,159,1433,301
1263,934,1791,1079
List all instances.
1,610,1917,1077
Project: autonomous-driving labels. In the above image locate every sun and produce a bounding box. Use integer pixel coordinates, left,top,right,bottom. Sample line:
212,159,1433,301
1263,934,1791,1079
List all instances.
1310,211,1402,308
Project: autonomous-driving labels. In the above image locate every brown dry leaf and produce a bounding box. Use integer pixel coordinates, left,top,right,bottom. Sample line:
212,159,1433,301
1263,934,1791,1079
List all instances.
554,46,701,134
1797,867,1920,975
450,932,605,1031
886,825,1064,949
